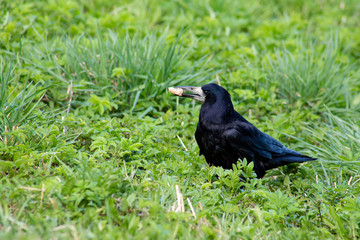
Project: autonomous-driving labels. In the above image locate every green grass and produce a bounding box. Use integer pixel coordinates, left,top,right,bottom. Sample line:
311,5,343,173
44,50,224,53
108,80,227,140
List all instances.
265,36,360,113
1,0,360,239
0,58,48,143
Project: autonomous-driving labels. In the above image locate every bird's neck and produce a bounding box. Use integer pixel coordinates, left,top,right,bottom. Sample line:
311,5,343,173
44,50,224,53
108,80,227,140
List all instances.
199,100,235,125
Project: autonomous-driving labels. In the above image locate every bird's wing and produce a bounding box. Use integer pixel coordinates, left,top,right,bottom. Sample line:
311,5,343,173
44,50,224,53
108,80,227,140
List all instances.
223,121,285,160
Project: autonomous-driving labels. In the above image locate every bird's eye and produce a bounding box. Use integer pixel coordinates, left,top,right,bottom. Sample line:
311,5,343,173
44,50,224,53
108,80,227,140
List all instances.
203,90,208,94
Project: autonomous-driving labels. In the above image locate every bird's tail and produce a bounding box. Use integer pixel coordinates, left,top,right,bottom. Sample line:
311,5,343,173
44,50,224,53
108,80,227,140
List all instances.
270,148,316,167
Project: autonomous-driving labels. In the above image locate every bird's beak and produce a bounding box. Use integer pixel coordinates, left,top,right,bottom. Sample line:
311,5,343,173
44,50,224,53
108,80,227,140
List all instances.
169,86,206,102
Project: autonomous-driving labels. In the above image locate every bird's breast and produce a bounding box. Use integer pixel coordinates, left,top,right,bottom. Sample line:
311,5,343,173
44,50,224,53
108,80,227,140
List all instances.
196,123,228,155
195,120,247,169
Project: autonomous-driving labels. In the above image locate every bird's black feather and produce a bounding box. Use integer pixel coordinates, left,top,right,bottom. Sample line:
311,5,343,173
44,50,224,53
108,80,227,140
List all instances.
193,83,316,178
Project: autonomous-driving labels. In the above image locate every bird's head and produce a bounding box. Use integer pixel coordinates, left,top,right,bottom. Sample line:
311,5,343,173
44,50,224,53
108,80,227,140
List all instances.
169,83,235,123
169,83,231,104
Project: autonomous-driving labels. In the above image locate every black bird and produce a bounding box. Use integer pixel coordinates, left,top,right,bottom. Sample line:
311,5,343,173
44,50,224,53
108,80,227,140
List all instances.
169,83,316,178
